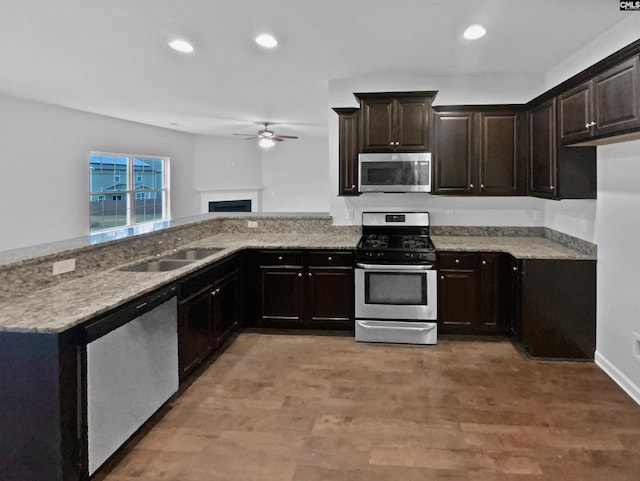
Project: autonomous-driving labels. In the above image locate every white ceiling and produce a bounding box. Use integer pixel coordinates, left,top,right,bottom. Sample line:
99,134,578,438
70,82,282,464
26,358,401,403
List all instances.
0,0,627,139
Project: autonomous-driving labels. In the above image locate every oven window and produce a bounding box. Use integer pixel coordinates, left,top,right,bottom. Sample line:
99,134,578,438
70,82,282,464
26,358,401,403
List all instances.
365,272,427,305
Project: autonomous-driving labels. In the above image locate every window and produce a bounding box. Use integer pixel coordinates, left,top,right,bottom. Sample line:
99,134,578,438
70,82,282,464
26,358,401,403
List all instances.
89,152,169,232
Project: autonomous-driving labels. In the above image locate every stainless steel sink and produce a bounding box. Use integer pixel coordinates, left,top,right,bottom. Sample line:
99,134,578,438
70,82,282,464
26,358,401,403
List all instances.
120,259,194,272
161,248,224,261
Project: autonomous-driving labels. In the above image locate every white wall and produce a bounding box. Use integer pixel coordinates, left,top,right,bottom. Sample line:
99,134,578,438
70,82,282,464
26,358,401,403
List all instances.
328,70,546,226
260,136,330,213
594,140,640,403
0,94,196,252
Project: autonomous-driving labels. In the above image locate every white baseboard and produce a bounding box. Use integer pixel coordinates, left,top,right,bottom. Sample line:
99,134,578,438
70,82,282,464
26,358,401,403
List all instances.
595,351,640,406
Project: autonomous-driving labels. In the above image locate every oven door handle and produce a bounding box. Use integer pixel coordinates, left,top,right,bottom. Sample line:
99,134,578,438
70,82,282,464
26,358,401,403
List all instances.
356,263,435,271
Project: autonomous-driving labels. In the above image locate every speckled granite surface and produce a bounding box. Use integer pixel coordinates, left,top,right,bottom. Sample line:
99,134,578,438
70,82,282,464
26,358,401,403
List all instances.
431,235,596,260
0,232,361,333
0,216,596,334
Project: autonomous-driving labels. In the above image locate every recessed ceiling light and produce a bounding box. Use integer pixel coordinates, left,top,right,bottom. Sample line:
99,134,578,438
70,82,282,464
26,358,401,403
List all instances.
168,38,194,53
463,24,486,40
255,33,278,49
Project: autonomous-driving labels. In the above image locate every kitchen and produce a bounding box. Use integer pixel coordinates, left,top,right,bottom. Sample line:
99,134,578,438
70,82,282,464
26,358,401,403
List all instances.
1,1,640,480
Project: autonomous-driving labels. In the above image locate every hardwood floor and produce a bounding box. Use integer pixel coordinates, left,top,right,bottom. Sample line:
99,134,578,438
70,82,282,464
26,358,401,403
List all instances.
94,333,640,481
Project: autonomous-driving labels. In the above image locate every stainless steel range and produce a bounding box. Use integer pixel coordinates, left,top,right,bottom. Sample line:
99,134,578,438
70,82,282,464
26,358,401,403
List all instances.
354,212,438,344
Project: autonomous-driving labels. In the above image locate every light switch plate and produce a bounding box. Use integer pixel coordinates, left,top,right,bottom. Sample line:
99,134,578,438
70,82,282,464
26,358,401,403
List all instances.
52,258,76,275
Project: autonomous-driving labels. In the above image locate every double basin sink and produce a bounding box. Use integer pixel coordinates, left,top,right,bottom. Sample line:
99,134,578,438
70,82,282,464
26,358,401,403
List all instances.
121,248,224,272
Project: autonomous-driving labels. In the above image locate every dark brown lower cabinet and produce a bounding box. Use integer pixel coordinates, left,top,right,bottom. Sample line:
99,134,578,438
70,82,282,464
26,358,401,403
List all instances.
178,254,241,380
256,250,354,330
516,258,596,360
437,251,507,335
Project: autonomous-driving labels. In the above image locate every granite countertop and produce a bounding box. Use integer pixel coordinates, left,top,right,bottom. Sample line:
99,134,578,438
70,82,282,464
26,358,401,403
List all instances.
0,231,594,334
430,235,596,260
0,232,360,334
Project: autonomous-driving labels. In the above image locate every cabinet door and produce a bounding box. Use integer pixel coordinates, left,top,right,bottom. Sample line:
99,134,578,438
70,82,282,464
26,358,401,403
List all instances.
593,56,640,136
528,99,557,198
478,111,522,195
432,112,476,194
213,268,240,346
178,288,214,379
361,97,395,152
558,82,592,144
395,96,430,152
259,267,304,326
306,267,354,328
519,259,596,359
437,253,479,332
334,108,360,196
479,253,504,332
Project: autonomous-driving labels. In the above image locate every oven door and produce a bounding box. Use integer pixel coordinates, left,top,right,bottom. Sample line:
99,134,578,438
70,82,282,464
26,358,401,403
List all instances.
355,263,437,321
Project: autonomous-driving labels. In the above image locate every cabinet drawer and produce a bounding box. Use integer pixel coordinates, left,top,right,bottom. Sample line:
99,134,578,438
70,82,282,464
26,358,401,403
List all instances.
307,251,353,267
438,252,478,270
259,250,304,267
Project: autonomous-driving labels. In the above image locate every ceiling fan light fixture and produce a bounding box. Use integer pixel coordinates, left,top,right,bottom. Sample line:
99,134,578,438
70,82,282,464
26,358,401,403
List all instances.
259,137,276,149
255,33,278,49
168,38,195,53
463,24,486,40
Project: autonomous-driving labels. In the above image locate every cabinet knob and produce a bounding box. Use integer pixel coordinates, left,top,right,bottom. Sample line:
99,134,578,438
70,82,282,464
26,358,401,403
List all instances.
211,290,216,296
591,121,597,127
550,185,555,190
328,256,333,261
278,256,283,261
482,260,487,265
513,266,518,271
440,275,444,280
470,183,474,188
585,123,590,129
298,272,302,277
455,259,460,264
351,184,356,189
480,184,485,189
308,272,312,277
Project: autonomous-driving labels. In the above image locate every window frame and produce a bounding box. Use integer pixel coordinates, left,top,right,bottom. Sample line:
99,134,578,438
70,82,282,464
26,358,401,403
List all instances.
89,151,170,233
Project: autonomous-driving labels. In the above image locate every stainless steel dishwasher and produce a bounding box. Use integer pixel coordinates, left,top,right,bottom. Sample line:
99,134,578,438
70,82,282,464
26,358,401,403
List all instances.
83,285,178,475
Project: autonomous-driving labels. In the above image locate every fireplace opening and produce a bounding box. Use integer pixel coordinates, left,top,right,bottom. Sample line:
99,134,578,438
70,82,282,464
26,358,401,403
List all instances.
208,200,252,212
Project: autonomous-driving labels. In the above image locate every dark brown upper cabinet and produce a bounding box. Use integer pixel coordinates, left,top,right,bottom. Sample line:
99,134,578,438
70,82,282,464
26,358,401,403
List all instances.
333,108,360,196
432,107,525,195
558,56,640,145
356,91,437,152
527,97,596,199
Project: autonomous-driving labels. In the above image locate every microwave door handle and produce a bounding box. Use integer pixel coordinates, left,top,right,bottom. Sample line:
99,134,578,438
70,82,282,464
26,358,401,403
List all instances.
356,263,434,271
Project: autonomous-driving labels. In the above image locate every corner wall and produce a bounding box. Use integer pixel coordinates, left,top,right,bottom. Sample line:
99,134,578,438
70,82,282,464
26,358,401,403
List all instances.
0,94,196,252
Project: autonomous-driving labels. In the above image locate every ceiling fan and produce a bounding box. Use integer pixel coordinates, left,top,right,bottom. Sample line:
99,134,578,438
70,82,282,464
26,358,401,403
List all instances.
233,122,298,149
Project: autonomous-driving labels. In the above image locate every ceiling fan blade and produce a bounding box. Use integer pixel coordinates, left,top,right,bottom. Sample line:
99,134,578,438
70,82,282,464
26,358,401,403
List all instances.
272,135,298,140
233,133,259,139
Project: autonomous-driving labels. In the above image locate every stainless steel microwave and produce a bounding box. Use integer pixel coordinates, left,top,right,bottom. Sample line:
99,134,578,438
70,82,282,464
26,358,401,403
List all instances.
358,153,431,193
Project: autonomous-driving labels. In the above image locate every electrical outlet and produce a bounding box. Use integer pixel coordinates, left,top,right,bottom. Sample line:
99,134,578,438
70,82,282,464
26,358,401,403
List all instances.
247,221,258,229
52,258,76,275
634,332,640,362
532,210,541,223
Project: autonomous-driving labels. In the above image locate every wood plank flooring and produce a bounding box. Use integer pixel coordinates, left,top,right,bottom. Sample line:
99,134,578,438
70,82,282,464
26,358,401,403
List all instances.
94,333,640,481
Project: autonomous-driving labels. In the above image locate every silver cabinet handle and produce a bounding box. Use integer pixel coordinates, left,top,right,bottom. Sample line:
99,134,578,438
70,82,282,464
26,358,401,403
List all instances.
298,272,302,277
513,266,518,271
482,260,487,265
470,183,474,188
308,273,312,277
328,256,333,261
440,275,444,280
211,290,216,296
480,184,485,189
585,123,590,128
278,256,283,261
455,259,460,264
351,184,355,188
